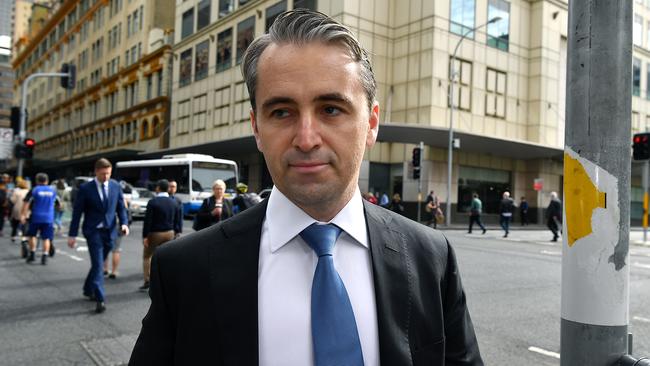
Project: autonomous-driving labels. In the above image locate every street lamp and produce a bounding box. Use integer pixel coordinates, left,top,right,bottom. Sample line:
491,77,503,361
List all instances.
445,16,502,226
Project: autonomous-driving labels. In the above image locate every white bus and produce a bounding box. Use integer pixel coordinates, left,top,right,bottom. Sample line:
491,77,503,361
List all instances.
115,154,238,215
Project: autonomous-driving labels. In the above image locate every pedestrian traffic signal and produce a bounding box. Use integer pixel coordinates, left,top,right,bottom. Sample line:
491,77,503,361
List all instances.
412,147,421,167
60,63,76,90
633,133,650,160
14,138,35,159
413,166,421,180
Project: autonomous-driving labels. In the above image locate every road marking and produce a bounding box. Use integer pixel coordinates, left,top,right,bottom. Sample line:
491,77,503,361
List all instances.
58,249,84,262
633,262,650,269
534,241,558,247
76,237,87,242
633,316,650,323
630,250,650,257
541,250,561,256
76,246,88,252
528,346,560,359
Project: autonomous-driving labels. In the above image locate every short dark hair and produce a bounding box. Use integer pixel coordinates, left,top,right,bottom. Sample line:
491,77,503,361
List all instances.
95,158,112,170
157,179,169,192
35,172,48,184
241,9,376,112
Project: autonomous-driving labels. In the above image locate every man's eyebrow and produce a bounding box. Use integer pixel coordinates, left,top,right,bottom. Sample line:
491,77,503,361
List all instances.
261,97,296,110
314,93,354,106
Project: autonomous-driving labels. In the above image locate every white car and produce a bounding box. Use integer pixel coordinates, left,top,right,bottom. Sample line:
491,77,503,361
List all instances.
129,188,155,218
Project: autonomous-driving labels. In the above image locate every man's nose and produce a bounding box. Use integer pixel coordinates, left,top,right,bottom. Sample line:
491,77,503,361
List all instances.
292,112,322,152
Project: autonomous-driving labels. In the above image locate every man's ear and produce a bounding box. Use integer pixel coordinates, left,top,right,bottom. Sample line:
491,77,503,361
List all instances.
366,101,380,148
250,109,263,151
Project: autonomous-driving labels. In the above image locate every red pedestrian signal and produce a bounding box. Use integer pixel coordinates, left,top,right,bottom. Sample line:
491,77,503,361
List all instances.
14,138,35,160
25,138,35,148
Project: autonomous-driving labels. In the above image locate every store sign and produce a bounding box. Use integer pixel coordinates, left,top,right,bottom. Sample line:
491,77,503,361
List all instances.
533,178,544,191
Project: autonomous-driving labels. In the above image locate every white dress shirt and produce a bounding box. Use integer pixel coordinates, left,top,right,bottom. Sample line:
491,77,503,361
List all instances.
258,186,380,366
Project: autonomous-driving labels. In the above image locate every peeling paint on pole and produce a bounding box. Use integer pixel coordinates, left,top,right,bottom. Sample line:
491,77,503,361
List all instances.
562,147,629,327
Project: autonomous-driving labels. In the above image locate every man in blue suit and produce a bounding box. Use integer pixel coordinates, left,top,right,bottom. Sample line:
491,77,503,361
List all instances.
68,158,129,313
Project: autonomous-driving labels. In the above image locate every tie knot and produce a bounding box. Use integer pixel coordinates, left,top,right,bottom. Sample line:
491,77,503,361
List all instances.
300,223,342,257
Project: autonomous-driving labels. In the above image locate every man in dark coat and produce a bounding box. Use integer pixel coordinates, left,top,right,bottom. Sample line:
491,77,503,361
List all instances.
130,10,482,366
546,191,562,242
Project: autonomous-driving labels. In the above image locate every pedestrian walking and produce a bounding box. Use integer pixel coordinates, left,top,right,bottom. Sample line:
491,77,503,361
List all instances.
468,193,486,234
0,180,8,236
232,182,262,214
10,178,29,243
546,191,562,242
103,196,129,280
379,191,389,207
424,190,440,228
140,179,178,291
20,173,58,265
499,191,515,238
520,196,529,226
167,180,183,238
68,158,129,314
54,180,70,233
193,179,232,231
387,192,405,215
366,192,378,205
131,10,482,365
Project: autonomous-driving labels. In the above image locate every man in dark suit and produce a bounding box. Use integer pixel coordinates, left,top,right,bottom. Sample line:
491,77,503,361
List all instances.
546,191,563,242
130,10,482,365
68,158,129,313
139,179,178,291
167,180,183,238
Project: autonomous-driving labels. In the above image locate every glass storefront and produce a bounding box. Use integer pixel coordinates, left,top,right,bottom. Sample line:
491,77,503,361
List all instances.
458,166,511,214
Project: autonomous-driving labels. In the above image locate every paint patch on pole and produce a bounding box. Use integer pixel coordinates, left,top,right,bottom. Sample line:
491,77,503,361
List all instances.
564,152,606,246
561,146,628,326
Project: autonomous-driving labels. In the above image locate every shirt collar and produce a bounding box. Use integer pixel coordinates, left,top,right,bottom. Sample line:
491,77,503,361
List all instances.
95,178,108,187
265,186,368,253
157,192,169,197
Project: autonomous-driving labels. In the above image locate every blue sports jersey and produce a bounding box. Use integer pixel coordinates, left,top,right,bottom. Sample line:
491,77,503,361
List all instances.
30,185,57,224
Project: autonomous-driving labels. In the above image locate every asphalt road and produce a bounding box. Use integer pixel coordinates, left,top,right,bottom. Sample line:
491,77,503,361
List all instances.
0,220,649,365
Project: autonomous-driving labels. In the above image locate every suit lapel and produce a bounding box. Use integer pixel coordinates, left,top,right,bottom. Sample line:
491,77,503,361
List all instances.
208,199,268,365
364,201,413,366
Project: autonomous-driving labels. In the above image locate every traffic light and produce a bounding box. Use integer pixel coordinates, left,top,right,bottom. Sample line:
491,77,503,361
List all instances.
60,63,76,90
412,147,421,180
14,138,35,160
633,132,650,160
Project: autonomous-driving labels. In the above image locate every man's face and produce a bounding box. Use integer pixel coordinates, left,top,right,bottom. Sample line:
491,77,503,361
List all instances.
168,182,177,195
251,42,379,209
95,167,112,183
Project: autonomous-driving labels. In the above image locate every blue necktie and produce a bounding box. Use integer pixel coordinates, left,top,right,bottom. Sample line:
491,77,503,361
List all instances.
101,183,108,209
300,223,364,366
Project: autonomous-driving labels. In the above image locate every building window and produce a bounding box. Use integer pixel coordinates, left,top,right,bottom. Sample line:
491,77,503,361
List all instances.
293,0,316,10
193,94,208,131
214,86,231,126
236,16,255,64
147,74,153,100
647,21,650,49
635,14,643,46
219,0,234,18
217,28,233,72
634,57,641,97
458,166,511,214
647,63,650,100
266,1,287,32
157,70,163,97
177,100,191,135
179,48,193,87
485,68,506,118
182,8,194,39
487,0,509,51
195,40,209,81
449,57,472,111
450,0,475,37
197,0,211,31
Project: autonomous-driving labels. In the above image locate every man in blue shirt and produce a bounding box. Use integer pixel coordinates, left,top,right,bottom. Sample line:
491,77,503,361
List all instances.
21,173,58,265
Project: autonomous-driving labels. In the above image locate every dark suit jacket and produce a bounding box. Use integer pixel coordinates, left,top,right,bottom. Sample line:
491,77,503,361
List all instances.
143,196,178,238
170,195,183,234
68,179,128,240
130,199,483,365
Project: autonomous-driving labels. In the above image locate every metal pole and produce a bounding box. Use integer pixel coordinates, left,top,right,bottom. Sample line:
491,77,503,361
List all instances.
561,0,631,364
446,18,500,226
417,141,423,223
17,72,68,178
641,160,650,243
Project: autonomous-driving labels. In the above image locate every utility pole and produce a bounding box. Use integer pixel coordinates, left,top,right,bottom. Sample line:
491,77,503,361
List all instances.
416,141,423,223
562,0,631,365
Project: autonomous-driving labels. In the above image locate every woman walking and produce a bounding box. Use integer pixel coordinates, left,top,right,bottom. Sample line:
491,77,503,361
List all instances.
194,180,233,231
